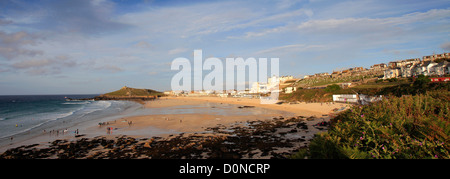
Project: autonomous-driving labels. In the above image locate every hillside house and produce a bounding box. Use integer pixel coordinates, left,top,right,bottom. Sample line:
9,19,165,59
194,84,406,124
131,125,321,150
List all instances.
383,68,401,79
388,58,421,68
401,64,416,78
388,61,399,68
314,72,330,77
432,61,450,76
340,69,351,77
250,82,268,93
423,53,450,61
331,71,341,78
371,63,387,71
413,61,438,76
349,67,364,72
424,61,438,76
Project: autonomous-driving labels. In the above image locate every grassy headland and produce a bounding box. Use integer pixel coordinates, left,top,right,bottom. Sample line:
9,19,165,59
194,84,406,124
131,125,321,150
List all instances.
93,86,163,104
103,86,162,97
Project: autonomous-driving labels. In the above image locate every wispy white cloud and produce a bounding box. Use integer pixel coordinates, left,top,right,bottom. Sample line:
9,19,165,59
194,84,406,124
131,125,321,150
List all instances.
118,1,256,38
10,55,76,75
441,42,450,51
276,0,305,10
297,8,450,32
133,41,152,49
94,64,124,73
0,0,449,94
168,48,188,55
238,8,450,39
0,31,43,59
254,44,325,56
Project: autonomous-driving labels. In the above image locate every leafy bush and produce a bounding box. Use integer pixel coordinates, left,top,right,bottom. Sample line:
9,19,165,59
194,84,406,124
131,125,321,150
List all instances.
302,90,450,159
387,78,398,82
324,84,341,92
378,77,450,96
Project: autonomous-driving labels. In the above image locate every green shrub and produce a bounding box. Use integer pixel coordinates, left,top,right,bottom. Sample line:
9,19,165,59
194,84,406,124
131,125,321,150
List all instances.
302,90,450,159
324,84,341,92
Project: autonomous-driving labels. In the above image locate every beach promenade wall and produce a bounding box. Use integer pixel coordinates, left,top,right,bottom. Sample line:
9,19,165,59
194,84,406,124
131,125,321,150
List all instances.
332,94,383,104
332,94,358,103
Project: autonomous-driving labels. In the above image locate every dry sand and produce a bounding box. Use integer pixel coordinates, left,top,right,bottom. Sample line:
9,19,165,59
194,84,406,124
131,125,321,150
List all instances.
1,97,352,158
105,96,350,135
107,113,276,134
161,96,348,116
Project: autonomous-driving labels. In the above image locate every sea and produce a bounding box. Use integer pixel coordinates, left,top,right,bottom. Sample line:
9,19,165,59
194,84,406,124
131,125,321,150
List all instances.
0,95,140,149
0,95,294,151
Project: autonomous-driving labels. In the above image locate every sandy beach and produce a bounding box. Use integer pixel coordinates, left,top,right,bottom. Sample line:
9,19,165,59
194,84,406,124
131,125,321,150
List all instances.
101,97,349,135
1,96,351,158
147,96,348,116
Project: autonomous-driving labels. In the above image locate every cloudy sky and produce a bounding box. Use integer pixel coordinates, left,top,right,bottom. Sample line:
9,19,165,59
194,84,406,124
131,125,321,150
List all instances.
0,0,449,95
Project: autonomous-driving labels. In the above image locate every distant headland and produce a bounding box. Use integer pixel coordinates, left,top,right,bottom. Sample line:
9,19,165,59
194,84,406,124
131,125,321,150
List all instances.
68,86,163,103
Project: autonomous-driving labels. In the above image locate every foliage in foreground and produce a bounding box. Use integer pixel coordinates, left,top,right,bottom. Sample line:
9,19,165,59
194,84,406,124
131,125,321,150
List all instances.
294,90,450,159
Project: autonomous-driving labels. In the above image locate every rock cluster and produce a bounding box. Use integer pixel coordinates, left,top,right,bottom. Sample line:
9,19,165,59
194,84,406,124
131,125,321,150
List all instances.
1,116,330,159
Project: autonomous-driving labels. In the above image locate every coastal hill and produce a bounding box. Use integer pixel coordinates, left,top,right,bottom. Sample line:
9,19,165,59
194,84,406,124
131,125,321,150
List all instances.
103,86,162,97
93,86,163,102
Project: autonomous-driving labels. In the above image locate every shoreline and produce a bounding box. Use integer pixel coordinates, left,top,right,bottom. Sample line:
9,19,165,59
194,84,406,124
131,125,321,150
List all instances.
97,96,348,138
0,100,144,153
1,114,333,159
0,97,350,158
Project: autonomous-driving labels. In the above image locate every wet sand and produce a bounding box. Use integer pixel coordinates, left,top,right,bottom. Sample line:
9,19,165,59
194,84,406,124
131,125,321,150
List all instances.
0,97,351,158
93,97,348,139
1,115,332,159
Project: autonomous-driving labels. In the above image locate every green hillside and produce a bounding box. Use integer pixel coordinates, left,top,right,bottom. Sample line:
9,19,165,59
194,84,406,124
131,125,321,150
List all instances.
104,86,162,96
292,90,450,159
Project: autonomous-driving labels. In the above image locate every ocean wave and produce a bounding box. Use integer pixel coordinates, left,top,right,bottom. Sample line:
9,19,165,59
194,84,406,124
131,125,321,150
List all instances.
75,100,112,117
62,101,91,105
0,110,77,139
96,100,112,108
0,100,123,140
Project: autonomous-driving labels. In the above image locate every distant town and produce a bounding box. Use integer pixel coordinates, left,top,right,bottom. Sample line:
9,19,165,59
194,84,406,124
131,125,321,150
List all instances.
164,52,449,99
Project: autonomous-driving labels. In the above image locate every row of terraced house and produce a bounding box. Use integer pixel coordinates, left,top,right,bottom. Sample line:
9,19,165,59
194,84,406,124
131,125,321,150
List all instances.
382,52,450,79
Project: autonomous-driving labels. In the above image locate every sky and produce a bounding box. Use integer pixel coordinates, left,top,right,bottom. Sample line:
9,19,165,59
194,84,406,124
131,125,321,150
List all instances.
0,0,449,95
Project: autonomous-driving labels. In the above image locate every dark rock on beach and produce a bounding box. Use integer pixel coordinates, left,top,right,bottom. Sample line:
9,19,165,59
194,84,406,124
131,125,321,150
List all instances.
0,115,328,159
237,105,255,108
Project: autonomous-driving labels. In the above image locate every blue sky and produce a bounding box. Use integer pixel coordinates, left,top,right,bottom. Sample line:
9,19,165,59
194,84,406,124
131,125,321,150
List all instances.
0,0,449,94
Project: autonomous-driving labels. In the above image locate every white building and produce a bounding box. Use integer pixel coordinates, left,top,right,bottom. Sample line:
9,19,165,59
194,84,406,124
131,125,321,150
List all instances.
284,87,297,94
430,61,449,76
401,64,416,78
250,82,269,93
383,68,400,79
